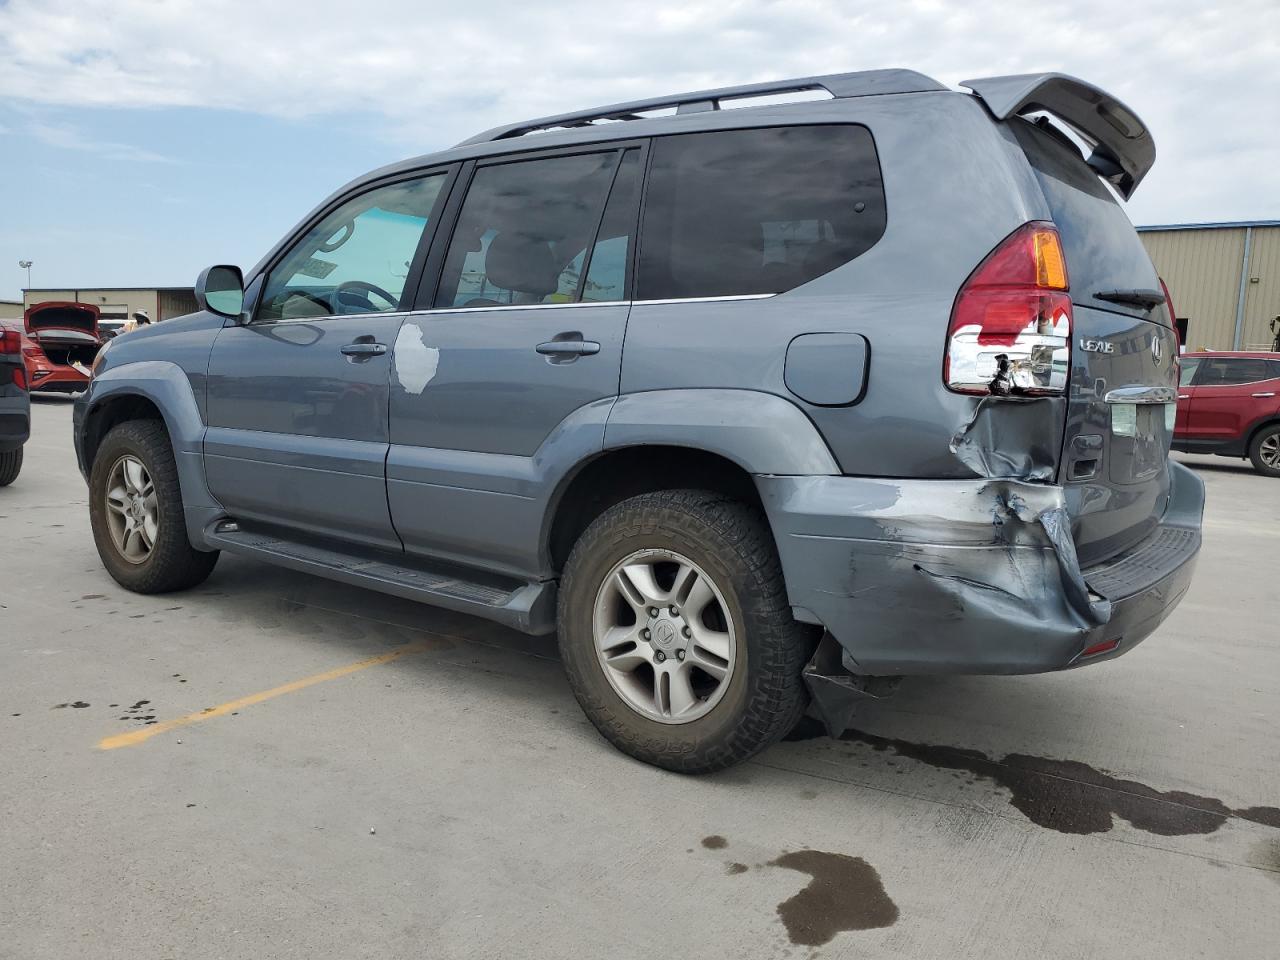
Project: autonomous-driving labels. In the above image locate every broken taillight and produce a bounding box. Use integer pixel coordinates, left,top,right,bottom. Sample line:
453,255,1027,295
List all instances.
944,222,1072,396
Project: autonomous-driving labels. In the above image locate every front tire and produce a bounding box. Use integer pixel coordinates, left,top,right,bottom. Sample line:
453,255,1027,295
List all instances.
1248,424,1280,478
557,489,814,773
88,420,219,593
0,447,22,487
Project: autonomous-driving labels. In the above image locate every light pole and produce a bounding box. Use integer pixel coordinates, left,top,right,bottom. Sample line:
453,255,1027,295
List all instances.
18,260,32,289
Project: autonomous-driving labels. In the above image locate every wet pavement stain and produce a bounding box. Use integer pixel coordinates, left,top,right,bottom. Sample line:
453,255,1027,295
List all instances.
51,701,90,709
769,850,898,945
1236,806,1280,828
726,862,749,875
117,700,156,725
701,835,728,850
785,718,1280,837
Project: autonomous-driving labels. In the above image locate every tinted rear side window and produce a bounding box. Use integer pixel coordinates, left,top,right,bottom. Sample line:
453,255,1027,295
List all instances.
637,125,886,300
1196,357,1280,385
434,151,619,308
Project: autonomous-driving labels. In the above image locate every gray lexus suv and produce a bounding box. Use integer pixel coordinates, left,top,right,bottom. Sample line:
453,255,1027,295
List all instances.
74,69,1204,772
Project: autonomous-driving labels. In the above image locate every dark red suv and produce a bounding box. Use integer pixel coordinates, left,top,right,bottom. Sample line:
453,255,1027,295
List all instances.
1174,351,1280,476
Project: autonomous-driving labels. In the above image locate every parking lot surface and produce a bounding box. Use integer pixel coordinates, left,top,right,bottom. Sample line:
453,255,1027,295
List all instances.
3,397,1278,960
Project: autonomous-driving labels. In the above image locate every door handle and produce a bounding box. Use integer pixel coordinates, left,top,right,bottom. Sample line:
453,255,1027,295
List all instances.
1252,392,1276,398
535,340,600,357
340,341,387,357
1177,394,1190,400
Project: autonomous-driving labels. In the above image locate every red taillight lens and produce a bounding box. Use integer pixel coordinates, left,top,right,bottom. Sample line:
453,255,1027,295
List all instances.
945,222,1072,396
0,329,20,353
13,365,27,390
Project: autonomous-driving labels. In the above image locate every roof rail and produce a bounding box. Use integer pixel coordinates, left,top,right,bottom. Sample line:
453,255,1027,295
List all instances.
456,68,945,147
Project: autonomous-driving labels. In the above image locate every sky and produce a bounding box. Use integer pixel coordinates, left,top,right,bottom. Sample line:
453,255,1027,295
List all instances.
1,0,1278,299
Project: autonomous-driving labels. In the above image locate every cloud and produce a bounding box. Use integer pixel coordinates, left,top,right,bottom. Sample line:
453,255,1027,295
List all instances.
0,0,1277,221
26,120,173,163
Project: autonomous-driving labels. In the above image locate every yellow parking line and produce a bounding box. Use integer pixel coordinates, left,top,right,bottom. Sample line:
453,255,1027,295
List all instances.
98,642,432,750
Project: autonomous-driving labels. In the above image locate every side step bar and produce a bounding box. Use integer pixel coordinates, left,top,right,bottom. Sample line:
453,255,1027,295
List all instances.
205,526,557,636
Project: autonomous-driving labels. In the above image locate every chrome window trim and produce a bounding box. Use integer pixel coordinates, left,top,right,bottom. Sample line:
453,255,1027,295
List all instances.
405,292,776,317
247,310,409,327
410,300,629,317
631,293,776,306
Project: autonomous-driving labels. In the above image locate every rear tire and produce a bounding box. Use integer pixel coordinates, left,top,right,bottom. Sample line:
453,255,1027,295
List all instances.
88,420,219,593
1248,424,1280,478
557,489,814,773
0,447,21,487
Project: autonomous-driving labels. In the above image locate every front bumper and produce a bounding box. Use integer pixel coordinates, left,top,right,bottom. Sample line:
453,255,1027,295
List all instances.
757,460,1204,676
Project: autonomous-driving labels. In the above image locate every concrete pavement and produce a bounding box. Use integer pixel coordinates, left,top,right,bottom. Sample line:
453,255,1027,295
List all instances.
2,397,1277,959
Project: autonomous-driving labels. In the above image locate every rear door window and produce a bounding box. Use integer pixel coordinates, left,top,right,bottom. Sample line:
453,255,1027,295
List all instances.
636,125,887,300
1195,357,1278,386
434,150,624,308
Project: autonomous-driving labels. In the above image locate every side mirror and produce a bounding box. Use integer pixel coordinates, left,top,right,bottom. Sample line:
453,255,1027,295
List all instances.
195,265,246,319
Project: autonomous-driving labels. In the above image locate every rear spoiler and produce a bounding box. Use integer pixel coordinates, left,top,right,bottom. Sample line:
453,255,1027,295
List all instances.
961,73,1155,200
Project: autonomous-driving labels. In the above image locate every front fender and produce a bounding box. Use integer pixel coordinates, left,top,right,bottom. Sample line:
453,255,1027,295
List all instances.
78,361,222,548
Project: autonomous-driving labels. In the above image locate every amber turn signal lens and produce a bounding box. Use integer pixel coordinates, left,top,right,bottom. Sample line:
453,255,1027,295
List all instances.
1033,229,1068,290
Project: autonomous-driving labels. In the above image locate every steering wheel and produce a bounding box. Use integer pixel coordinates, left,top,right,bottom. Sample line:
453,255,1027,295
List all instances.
333,280,399,314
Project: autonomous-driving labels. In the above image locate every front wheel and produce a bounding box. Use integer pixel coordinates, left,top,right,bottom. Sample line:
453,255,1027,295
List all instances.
557,489,814,773
88,420,219,593
0,447,22,487
1249,424,1280,478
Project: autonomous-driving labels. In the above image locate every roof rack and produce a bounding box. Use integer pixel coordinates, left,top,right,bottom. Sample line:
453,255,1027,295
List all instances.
456,68,945,147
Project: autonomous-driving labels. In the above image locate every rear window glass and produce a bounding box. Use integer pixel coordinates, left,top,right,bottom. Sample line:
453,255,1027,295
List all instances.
1011,119,1163,323
637,125,886,300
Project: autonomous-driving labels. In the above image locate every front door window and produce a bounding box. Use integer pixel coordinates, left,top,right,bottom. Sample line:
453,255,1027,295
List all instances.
259,174,447,321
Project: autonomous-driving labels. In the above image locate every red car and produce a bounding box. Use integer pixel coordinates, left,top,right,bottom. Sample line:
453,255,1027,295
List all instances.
0,301,104,395
1174,351,1280,476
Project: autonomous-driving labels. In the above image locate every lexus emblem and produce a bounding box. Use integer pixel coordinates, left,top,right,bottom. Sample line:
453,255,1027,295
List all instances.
1151,336,1163,366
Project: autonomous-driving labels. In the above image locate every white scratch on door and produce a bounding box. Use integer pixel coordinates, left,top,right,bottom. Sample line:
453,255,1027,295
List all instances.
394,323,439,395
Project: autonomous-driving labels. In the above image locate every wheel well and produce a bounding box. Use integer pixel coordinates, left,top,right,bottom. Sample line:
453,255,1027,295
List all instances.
1246,417,1280,453
547,445,765,572
83,395,165,472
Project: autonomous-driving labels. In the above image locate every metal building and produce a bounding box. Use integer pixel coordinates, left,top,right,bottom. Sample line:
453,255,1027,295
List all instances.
21,287,198,336
1138,220,1280,352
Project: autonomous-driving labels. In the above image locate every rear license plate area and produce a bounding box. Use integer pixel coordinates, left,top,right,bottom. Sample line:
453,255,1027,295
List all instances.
1109,402,1174,483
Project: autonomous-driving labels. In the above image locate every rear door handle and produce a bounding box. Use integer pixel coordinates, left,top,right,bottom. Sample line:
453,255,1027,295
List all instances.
1177,394,1190,400
1252,392,1276,398
340,341,387,357
535,340,600,357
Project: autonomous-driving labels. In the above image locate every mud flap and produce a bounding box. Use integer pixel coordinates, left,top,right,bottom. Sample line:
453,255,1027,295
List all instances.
802,632,901,737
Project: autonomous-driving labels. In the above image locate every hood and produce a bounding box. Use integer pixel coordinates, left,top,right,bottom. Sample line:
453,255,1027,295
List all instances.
25,301,100,339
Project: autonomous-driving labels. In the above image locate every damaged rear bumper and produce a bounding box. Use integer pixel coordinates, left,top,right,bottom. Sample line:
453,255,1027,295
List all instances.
757,460,1204,676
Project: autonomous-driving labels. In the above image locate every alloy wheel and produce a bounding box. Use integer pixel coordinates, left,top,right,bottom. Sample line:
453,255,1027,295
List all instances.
104,455,159,564
592,548,737,724
1261,434,1280,469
